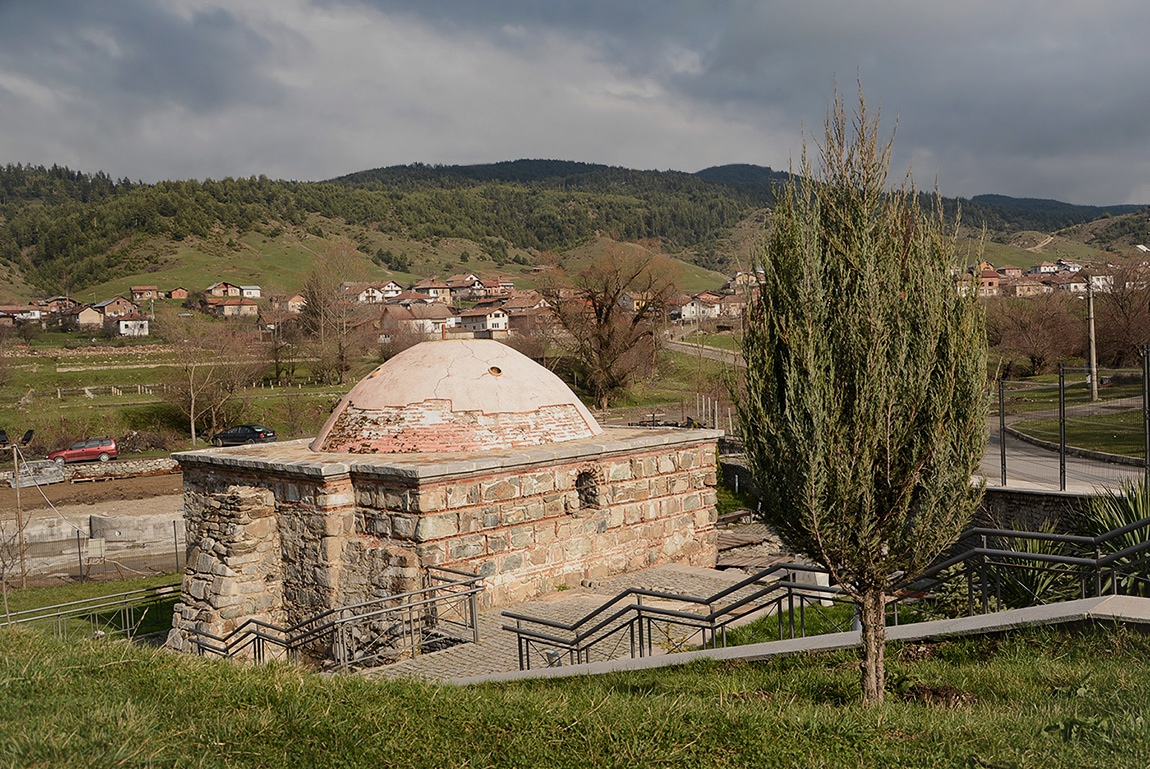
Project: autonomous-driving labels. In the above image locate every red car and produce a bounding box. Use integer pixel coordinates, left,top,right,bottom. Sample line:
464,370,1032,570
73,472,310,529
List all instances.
48,437,119,464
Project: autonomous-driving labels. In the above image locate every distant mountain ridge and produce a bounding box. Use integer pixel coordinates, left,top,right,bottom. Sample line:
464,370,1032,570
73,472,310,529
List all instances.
1,159,1147,297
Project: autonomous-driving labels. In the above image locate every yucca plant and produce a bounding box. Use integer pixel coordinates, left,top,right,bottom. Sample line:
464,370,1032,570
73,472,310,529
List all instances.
990,521,1083,609
1079,479,1150,597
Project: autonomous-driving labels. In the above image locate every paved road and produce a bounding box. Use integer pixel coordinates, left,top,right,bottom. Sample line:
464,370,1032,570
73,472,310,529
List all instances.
665,339,743,366
980,429,1144,492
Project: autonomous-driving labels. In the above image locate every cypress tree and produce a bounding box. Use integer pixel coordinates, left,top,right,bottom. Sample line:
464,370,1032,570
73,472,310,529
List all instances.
735,89,988,703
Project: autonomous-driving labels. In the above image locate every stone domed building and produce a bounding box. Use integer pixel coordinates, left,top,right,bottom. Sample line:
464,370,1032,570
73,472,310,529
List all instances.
167,340,720,650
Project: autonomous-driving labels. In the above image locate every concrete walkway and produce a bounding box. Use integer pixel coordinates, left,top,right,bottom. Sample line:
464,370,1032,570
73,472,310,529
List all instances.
452,594,1150,686
365,568,1150,686
366,563,771,682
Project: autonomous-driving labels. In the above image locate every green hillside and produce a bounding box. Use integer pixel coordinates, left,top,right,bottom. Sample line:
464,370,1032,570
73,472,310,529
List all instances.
1,161,1146,301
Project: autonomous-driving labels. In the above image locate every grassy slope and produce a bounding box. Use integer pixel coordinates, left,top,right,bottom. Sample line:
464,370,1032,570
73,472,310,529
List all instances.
2,625,1148,767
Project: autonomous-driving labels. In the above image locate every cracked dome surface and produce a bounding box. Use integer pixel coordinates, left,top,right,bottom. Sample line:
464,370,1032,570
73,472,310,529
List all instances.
310,339,603,453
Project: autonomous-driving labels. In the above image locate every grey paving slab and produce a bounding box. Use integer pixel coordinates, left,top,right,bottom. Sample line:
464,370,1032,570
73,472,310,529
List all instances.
363,563,769,682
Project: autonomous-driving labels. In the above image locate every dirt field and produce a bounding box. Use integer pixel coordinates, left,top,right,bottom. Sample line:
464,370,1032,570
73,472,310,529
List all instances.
0,473,184,520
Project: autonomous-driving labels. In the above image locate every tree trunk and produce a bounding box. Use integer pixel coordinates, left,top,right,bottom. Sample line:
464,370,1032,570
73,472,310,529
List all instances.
858,587,887,704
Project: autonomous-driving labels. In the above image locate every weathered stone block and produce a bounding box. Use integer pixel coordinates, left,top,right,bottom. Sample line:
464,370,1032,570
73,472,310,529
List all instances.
449,535,486,560
391,514,418,539
520,472,555,496
607,461,632,482
509,524,535,549
414,513,460,541
481,477,520,502
447,483,479,508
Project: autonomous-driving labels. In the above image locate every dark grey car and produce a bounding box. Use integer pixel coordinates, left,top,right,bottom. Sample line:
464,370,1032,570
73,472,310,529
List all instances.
211,425,277,447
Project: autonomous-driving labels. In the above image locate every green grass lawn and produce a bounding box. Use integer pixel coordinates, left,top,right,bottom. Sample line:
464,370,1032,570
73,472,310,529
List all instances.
999,376,1143,416
1012,410,1147,459
681,331,742,351
2,624,1148,767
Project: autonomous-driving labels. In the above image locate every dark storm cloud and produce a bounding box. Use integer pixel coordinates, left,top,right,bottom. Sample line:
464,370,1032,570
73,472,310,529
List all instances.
1,0,1148,203
0,1,283,114
339,0,1150,203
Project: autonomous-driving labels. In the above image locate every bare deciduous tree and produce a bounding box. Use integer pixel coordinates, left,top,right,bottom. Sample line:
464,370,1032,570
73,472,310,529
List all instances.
986,293,1083,375
542,245,679,408
157,314,264,444
299,241,373,385
1096,263,1150,367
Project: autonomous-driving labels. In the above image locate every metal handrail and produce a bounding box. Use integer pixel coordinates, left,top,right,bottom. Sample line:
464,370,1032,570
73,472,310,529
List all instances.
503,564,845,669
503,515,1150,670
3,582,182,625
187,567,483,668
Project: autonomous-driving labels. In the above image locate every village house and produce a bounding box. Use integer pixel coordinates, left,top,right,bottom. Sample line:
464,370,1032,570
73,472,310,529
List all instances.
37,296,78,315
104,313,150,337
724,268,763,291
62,305,104,331
1002,275,1052,297
678,294,720,321
205,282,242,298
412,277,452,304
240,285,262,299
168,287,189,300
130,285,160,302
619,292,655,312
1027,261,1058,276
386,290,437,307
268,293,306,314
202,297,259,318
0,305,43,323
458,307,509,334
1043,274,1087,294
499,290,549,314
93,296,138,318
1081,271,1115,292
717,294,748,319
377,304,458,339
445,273,482,299
978,269,1000,297
996,265,1023,279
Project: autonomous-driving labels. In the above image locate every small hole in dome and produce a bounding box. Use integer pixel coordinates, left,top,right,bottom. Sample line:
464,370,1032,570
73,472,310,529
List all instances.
489,366,503,376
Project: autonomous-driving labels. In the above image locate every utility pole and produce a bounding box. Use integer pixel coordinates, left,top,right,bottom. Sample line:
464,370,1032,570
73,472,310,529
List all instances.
1087,280,1099,402
12,445,25,589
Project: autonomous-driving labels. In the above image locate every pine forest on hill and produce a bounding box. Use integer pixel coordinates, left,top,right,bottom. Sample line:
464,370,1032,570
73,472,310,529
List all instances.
0,160,1147,302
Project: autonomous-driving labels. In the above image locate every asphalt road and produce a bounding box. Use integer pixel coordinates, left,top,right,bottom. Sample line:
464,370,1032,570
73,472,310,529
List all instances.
980,429,1144,493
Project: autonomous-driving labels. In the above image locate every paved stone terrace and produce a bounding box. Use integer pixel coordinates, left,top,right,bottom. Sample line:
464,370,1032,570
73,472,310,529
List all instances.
365,563,768,682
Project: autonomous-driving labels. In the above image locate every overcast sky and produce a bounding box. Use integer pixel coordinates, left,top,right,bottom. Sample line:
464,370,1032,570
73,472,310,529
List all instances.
2,0,1148,205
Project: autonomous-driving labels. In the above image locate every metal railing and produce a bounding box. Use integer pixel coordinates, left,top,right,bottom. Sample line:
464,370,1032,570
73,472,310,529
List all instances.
504,513,1150,670
187,566,482,670
502,563,850,670
2,581,182,641
892,513,1150,622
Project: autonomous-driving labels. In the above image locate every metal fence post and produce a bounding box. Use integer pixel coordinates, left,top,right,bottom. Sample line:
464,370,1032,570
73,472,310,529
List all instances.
1058,363,1066,491
999,377,1007,487
1143,343,1149,486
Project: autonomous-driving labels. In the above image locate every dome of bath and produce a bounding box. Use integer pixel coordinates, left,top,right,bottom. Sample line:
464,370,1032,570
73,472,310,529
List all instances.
310,339,603,453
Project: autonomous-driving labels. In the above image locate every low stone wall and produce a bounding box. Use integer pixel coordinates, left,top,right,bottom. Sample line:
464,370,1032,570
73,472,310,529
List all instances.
977,486,1092,533
1,456,179,486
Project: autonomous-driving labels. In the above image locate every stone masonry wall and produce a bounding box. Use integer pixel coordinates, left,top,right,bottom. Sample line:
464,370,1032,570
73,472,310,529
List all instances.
171,434,719,646
167,486,285,654
347,440,719,607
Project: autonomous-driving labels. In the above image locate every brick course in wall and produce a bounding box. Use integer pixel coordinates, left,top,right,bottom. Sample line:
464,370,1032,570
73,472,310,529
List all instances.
167,427,722,651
